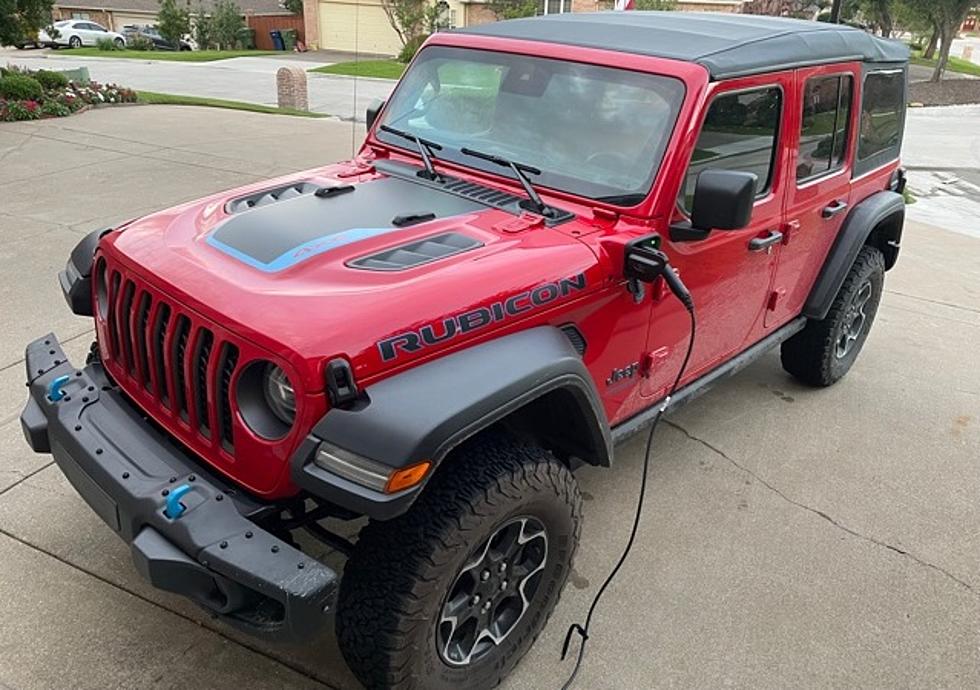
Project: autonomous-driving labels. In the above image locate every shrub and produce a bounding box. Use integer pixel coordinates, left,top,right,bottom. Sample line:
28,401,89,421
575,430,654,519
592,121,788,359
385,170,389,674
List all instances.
1,100,41,122
96,36,122,51
129,34,155,51
34,69,69,90
0,74,43,101
398,34,426,63
194,10,213,49
40,100,71,117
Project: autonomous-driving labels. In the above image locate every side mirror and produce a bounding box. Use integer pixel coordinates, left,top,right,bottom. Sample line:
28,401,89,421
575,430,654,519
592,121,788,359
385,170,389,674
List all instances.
366,99,385,131
670,170,758,242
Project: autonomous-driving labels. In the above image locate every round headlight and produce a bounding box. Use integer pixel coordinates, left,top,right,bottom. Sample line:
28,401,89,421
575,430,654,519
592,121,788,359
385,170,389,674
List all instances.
263,364,296,426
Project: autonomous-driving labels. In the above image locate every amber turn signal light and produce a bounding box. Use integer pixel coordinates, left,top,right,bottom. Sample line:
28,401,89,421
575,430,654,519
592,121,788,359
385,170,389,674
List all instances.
385,460,432,494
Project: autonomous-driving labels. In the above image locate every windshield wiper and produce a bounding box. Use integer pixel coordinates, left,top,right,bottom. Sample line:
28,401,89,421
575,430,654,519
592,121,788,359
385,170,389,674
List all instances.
379,125,443,181
460,147,553,217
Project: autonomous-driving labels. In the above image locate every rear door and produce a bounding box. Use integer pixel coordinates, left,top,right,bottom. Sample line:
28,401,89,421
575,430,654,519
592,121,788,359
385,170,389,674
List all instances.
641,73,793,399
766,63,858,327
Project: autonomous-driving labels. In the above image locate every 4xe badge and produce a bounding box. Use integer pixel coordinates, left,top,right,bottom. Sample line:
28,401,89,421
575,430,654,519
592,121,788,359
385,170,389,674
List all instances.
606,362,640,387
377,274,587,361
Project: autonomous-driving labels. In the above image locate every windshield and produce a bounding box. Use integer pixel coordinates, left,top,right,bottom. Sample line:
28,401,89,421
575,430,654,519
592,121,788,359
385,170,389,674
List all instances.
377,46,685,206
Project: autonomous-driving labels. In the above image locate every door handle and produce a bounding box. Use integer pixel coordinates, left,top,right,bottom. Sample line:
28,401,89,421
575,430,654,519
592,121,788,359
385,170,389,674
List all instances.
821,200,848,218
748,230,783,252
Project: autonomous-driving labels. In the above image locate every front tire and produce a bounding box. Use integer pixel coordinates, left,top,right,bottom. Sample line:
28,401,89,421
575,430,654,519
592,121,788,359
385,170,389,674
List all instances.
337,432,582,690
781,245,885,386
114,37,125,48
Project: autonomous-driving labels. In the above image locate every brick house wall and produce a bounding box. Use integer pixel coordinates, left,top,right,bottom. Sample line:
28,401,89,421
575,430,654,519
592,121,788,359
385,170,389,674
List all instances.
52,7,112,27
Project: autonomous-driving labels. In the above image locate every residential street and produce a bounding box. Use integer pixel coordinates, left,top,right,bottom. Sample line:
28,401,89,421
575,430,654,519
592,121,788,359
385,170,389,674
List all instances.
1,104,978,689
0,49,393,120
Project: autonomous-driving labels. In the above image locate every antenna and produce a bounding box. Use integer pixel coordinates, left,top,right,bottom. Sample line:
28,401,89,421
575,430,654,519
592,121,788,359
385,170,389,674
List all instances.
351,0,360,157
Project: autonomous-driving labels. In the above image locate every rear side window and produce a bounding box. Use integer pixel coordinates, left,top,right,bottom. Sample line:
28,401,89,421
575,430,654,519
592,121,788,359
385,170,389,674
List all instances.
681,86,782,209
797,74,852,181
858,71,904,161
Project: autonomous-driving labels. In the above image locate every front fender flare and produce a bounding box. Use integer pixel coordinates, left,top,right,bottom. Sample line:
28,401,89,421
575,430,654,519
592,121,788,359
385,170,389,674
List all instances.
291,326,611,519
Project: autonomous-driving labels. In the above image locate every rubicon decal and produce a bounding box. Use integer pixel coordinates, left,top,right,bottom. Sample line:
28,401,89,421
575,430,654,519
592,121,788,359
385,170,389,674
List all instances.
378,274,587,361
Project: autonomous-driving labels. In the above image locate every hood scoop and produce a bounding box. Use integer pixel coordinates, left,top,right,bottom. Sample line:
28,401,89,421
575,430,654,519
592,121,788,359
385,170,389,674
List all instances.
225,181,320,214
347,232,482,271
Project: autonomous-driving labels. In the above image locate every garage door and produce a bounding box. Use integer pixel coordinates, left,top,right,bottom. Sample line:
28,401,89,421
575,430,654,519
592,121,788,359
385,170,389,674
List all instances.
318,0,402,56
111,12,155,32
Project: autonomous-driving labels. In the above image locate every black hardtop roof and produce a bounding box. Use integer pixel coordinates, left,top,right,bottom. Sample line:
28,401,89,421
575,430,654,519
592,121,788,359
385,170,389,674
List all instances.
455,11,909,79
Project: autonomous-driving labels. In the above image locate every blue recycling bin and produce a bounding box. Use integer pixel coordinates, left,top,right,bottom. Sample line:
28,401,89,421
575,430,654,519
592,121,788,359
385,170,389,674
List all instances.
270,30,285,51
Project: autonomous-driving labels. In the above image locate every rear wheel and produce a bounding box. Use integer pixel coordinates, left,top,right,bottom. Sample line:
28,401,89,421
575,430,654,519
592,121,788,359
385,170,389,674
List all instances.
781,245,885,386
68,36,81,48
337,432,582,690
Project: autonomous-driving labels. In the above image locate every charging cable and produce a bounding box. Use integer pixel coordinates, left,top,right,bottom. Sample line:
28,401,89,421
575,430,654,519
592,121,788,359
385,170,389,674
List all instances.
560,249,697,689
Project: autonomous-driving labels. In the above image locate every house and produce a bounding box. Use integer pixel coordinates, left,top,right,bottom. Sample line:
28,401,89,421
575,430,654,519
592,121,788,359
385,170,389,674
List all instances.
303,0,749,55
51,0,297,44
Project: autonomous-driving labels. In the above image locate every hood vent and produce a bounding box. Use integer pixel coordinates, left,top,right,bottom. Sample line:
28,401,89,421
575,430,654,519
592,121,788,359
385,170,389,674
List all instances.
226,181,320,214
348,232,482,271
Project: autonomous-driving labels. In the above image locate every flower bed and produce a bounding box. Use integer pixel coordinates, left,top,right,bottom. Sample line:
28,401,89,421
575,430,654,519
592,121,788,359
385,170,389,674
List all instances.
0,67,136,122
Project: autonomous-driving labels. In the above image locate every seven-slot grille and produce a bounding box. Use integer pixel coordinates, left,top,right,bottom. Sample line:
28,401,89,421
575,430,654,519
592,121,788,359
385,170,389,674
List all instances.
97,257,240,454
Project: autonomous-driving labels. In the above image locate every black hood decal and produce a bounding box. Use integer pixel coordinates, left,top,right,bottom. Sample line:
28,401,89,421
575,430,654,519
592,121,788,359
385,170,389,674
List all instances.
207,177,483,272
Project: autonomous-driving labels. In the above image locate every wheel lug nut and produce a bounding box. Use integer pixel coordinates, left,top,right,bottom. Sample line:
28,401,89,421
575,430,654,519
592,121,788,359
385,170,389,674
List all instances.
500,580,508,590
471,595,481,606
483,601,492,612
499,562,506,572
481,570,490,581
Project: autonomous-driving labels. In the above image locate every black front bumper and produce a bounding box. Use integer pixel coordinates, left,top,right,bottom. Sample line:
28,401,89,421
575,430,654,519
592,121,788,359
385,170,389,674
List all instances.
20,333,337,642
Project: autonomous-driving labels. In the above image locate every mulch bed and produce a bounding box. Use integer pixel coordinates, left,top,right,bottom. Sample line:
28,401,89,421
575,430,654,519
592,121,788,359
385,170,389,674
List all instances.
909,79,980,107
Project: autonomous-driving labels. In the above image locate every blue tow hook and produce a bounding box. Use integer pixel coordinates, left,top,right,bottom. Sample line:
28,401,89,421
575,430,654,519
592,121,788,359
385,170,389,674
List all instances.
47,375,71,401
164,484,192,519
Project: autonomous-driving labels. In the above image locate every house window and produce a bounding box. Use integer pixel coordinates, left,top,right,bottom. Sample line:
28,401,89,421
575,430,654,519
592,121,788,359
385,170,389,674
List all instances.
680,86,782,209
541,0,574,14
71,12,91,19
797,74,852,181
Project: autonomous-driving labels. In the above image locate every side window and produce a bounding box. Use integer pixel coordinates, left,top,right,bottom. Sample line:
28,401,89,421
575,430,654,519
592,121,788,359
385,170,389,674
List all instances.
858,71,904,161
681,86,781,210
797,74,852,181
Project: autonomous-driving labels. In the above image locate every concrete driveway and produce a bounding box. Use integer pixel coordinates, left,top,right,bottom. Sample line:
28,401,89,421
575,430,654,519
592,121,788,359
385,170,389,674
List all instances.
1,106,979,690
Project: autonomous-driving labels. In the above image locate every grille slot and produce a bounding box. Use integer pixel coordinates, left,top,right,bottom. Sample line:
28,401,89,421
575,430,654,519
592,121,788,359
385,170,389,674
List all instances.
348,232,483,272
217,343,239,451
443,178,523,208
151,304,171,404
118,281,136,373
136,292,152,390
193,329,214,437
173,315,191,421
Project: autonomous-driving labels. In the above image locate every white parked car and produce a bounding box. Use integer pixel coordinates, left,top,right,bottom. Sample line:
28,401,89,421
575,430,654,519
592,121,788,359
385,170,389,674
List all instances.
39,20,127,49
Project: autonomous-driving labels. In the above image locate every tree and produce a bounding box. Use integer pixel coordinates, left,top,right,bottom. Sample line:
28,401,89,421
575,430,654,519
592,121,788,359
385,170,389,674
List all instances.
193,5,212,49
157,0,191,46
378,0,442,47
905,0,973,81
209,0,244,49
0,0,54,46
282,0,303,14
487,0,538,19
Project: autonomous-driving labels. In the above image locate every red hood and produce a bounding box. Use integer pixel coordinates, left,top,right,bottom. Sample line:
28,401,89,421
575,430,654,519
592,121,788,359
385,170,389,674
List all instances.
101,162,606,394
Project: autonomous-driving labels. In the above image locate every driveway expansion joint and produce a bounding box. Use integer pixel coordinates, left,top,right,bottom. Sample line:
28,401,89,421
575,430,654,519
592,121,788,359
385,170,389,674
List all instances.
665,419,979,597
0,528,341,690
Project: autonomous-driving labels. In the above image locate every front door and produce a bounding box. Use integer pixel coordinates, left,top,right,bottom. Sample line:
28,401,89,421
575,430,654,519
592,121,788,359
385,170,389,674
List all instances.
766,64,858,328
641,73,793,399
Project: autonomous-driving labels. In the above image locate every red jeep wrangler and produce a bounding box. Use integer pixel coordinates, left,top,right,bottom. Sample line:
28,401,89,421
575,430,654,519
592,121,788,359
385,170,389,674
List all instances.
22,12,908,690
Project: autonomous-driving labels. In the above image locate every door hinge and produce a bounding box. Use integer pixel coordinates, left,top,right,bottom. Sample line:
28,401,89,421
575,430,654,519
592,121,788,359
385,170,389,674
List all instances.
782,219,801,245
641,346,670,377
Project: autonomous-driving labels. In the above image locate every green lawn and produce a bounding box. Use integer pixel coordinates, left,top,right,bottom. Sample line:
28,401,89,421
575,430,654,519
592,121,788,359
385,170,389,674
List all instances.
310,59,406,79
136,91,327,118
64,48,279,62
910,52,980,78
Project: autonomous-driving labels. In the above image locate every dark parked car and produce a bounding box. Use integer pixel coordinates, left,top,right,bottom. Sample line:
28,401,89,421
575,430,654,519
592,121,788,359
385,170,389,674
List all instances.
121,24,192,51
